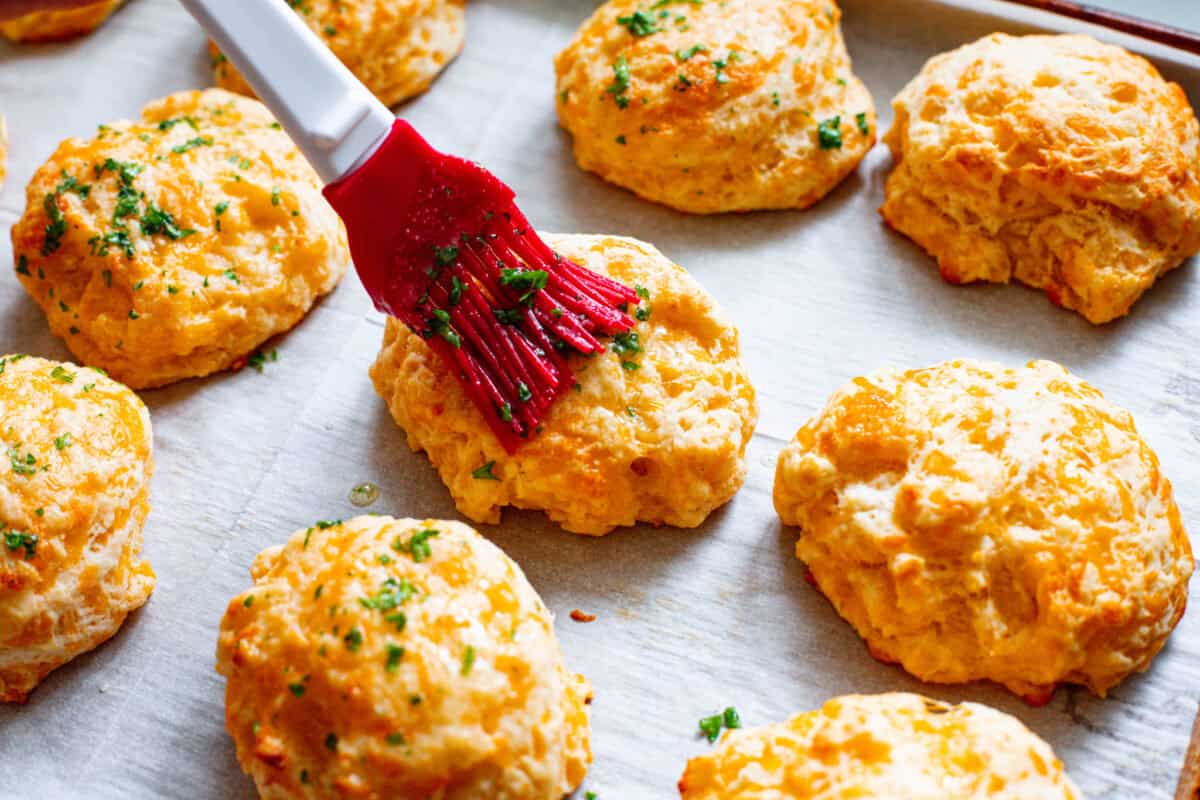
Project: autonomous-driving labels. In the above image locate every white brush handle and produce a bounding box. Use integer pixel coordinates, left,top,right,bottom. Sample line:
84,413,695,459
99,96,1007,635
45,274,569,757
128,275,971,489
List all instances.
179,0,394,184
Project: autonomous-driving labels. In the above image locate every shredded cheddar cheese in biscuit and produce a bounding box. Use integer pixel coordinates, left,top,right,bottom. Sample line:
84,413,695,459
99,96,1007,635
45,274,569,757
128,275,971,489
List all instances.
882,34,1200,324
11,89,348,389
0,354,154,703
370,234,758,535
774,359,1193,699
678,693,1081,799
217,516,591,799
554,0,875,213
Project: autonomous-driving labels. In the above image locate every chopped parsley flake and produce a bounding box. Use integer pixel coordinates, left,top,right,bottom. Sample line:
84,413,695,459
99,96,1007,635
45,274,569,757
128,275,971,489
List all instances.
158,116,199,132
618,9,659,37
394,528,439,563
246,348,277,373
90,230,135,259
50,365,75,383
448,275,465,306
498,268,548,302
461,645,476,676
426,308,461,349
385,732,405,745
324,733,338,752
171,136,213,154
288,682,305,697
359,577,417,611
494,307,523,325
343,627,363,652
471,461,500,481
433,245,459,267
699,706,742,743
611,331,641,355
3,528,37,559
140,202,196,240
385,643,405,672
817,117,843,150
855,112,870,136
676,43,707,62
53,433,72,451
607,56,632,109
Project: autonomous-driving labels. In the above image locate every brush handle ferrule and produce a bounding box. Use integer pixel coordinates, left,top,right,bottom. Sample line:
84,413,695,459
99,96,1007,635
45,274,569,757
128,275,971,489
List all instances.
178,0,394,184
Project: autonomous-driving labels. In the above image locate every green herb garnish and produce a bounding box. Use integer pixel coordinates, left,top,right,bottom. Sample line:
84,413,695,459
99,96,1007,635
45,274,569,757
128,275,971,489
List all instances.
471,461,500,481
817,117,843,150
394,528,439,563
461,645,476,676
607,56,632,109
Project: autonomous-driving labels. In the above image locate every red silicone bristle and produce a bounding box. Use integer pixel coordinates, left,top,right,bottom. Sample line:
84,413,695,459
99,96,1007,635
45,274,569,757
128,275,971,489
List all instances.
324,120,642,452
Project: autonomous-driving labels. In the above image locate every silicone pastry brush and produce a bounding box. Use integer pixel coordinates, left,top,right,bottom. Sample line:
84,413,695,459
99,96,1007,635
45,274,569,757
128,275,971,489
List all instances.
181,0,640,452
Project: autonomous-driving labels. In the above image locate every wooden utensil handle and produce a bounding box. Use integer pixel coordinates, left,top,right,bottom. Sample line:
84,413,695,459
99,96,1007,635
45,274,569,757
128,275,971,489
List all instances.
1177,703,1200,800
997,0,1200,55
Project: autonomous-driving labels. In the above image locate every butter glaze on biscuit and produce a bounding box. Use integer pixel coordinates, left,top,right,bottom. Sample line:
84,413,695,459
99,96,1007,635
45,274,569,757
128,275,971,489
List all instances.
882,34,1200,323
0,0,126,43
774,359,1192,699
212,0,466,108
678,693,1081,799
0,355,154,703
217,515,591,799
12,89,348,389
554,0,875,213
370,234,758,535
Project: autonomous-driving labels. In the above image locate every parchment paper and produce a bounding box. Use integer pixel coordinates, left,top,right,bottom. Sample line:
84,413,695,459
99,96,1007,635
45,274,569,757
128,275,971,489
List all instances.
1,1,1199,797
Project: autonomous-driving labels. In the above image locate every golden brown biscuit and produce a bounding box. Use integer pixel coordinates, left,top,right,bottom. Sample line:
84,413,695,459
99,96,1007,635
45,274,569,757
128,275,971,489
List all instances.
211,0,466,108
0,0,126,43
678,693,1081,799
554,0,875,214
370,233,758,535
11,88,348,390
882,34,1200,324
0,354,155,703
774,359,1193,700
217,515,591,799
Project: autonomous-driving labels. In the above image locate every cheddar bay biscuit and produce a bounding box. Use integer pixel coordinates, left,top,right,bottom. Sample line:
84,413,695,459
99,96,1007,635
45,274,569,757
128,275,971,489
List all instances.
774,359,1192,700
217,515,591,799
0,355,155,703
211,0,466,108
0,0,126,43
11,89,348,389
554,0,876,213
370,234,758,535
882,34,1200,323
678,693,1081,799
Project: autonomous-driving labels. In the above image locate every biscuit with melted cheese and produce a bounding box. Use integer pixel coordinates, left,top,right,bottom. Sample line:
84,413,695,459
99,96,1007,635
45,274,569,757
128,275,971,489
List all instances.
881,34,1200,323
678,693,1080,799
369,234,758,535
774,359,1192,699
211,0,466,108
11,88,348,389
554,0,875,213
0,354,154,703
217,515,591,799
0,0,126,43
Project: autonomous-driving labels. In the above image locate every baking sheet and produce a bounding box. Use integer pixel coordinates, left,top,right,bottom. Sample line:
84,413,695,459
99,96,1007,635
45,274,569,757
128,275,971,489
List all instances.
2,0,1200,797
